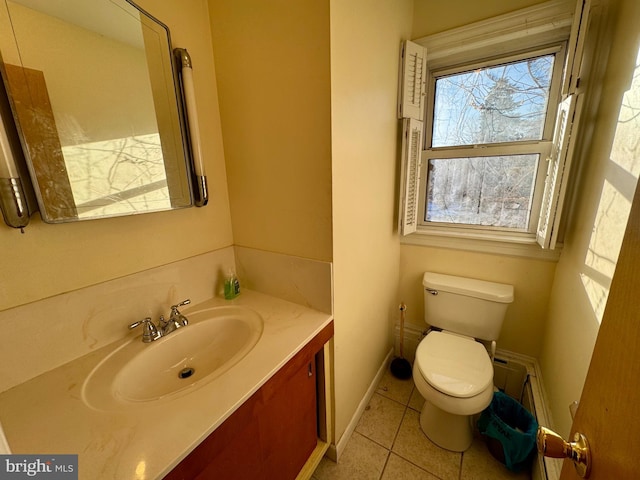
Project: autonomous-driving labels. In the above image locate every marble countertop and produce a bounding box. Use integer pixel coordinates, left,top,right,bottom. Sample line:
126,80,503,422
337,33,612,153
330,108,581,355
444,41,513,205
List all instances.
0,290,333,479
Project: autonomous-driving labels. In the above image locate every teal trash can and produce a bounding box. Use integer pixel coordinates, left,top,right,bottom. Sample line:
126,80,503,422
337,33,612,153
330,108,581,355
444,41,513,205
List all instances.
477,391,538,472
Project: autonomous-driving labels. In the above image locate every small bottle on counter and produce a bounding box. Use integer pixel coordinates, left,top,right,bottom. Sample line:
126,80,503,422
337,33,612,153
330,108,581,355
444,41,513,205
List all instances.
224,269,240,300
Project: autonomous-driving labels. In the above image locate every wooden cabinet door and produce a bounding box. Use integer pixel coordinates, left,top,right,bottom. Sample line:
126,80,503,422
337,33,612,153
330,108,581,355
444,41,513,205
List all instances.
260,359,317,479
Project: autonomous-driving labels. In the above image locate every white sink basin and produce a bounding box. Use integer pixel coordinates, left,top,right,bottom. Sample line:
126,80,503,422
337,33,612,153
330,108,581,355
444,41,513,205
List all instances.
82,305,263,411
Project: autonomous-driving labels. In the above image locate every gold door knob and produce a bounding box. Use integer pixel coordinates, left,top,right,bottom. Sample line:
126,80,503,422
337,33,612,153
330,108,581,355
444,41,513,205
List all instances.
536,426,591,478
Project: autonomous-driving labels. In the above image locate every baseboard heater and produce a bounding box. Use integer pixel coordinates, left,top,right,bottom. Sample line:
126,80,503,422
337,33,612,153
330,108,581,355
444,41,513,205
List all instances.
500,352,562,480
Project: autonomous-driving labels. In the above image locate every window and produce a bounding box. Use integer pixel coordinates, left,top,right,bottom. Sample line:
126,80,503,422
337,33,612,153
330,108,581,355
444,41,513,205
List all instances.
424,49,562,233
398,0,590,251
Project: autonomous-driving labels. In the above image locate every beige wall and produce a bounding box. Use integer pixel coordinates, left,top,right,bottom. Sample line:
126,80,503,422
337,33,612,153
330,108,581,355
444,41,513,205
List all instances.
208,0,410,445
330,0,413,443
0,0,232,312
540,0,640,438
208,0,333,262
400,246,556,357
412,0,550,38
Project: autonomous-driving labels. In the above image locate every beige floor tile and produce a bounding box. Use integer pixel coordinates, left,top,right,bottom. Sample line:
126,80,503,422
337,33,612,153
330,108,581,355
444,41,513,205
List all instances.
355,393,406,448
392,409,461,480
381,453,440,480
313,432,389,480
376,369,414,405
408,386,425,412
460,437,531,480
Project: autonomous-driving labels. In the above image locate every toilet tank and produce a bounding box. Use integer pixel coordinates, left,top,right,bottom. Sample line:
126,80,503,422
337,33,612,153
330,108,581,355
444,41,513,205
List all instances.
423,272,514,341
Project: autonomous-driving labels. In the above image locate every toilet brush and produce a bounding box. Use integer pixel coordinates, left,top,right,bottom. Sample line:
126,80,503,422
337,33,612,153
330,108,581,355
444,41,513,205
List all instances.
390,303,412,379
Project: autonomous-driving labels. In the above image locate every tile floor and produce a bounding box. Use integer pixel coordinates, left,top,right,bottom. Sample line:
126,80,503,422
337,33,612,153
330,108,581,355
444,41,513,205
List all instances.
312,370,531,480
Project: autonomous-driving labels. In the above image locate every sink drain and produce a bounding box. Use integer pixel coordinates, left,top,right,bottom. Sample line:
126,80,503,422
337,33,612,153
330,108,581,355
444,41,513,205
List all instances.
178,367,195,379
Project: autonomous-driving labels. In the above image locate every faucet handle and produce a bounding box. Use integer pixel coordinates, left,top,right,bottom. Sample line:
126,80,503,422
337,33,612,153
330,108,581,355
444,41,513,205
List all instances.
169,299,190,328
128,318,147,330
171,299,191,312
129,317,162,343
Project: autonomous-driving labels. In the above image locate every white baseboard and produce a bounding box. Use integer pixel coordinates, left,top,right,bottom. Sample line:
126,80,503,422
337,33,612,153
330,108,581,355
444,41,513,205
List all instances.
325,348,393,462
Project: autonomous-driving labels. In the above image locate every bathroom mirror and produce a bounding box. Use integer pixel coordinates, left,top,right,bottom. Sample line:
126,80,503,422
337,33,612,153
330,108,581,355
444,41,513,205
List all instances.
0,0,195,223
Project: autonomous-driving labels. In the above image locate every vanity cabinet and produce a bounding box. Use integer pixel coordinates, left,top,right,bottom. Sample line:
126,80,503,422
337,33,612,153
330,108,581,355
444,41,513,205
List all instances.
165,321,334,480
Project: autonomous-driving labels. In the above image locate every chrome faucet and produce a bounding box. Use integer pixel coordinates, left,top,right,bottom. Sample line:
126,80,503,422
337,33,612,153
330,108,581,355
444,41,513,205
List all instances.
128,317,162,343
128,299,191,343
159,299,191,335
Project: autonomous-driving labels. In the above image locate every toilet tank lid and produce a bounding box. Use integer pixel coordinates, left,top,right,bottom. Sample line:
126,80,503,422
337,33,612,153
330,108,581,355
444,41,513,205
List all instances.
423,272,514,303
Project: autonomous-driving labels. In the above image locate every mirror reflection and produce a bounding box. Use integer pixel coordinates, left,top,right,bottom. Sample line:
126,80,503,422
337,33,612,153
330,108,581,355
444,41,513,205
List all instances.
0,0,193,222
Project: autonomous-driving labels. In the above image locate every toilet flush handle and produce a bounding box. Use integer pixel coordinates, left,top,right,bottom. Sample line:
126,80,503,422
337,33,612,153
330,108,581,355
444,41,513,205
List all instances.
425,288,438,296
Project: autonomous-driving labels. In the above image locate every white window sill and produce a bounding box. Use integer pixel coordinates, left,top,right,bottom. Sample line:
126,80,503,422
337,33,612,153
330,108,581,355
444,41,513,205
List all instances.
401,228,562,261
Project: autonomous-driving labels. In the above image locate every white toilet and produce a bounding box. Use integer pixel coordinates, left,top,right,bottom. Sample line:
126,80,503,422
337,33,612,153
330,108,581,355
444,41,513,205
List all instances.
413,272,514,452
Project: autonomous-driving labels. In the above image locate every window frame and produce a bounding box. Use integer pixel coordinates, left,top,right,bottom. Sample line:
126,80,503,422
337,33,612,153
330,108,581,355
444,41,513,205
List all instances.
397,0,591,257
417,43,567,238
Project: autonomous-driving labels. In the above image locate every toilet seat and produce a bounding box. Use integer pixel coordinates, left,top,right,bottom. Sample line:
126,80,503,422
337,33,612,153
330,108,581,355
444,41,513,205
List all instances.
415,331,493,398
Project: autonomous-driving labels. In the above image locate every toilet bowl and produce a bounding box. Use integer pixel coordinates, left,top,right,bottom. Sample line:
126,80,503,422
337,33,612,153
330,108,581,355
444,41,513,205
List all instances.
413,330,494,451
414,272,514,452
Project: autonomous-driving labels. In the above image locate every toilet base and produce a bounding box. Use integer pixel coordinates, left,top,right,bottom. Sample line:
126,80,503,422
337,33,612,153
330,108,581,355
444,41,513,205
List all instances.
419,400,473,452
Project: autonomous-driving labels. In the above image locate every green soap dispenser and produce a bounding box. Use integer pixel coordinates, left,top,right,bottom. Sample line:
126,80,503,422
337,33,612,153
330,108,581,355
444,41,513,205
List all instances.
224,269,240,300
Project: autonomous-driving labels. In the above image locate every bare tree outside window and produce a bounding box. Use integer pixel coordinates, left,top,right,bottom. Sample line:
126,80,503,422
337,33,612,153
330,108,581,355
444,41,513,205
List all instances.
427,55,554,228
